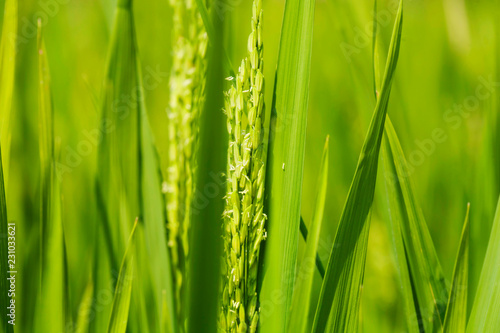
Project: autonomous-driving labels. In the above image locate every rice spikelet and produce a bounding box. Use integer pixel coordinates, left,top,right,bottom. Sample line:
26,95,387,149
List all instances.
221,0,266,331
166,0,208,326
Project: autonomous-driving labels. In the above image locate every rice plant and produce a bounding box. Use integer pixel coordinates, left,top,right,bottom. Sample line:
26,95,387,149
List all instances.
166,0,207,324
1,0,499,332
220,0,265,331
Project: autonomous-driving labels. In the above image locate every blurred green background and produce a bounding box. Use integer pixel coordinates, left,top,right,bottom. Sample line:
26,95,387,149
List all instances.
1,0,498,331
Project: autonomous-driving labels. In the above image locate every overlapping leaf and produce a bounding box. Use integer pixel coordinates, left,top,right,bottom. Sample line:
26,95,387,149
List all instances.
443,204,469,333
378,137,419,333
34,21,67,333
467,196,500,332
289,136,329,333
312,2,403,332
186,5,225,333
95,1,175,331
259,0,316,330
107,220,138,333
0,148,11,333
381,118,449,332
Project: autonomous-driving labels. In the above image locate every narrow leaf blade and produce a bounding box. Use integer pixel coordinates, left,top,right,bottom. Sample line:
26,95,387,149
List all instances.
0,0,17,190
289,136,329,333
443,204,470,333
186,6,225,333
382,117,449,332
260,0,316,329
0,148,12,333
107,220,138,333
312,2,403,332
34,21,67,333
378,134,420,333
467,196,500,332
75,279,95,333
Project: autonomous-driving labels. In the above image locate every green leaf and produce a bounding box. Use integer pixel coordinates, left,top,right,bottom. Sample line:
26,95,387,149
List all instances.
371,0,381,96
259,0,316,330
312,2,403,332
95,1,176,331
161,289,173,333
0,3,15,333
381,117,449,332
193,0,233,76
94,1,140,329
0,0,16,191
372,5,419,332
467,196,500,332
443,204,469,333
107,219,138,333
379,136,419,333
299,217,325,278
186,6,225,333
75,279,94,333
96,0,141,261
34,21,67,333
0,148,12,333
139,88,177,333
289,136,329,333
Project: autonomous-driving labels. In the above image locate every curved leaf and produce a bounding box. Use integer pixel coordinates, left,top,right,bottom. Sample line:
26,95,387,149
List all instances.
467,196,500,332
382,118,449,332
312,2,403,331
443,204,470,333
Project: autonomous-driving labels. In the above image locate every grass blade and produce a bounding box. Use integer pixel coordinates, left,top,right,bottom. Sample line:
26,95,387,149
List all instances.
299,217,325,278
93,1,139,328
139,81,176,332
259,0,316,329
289,136,329,333
94,1,177,331
75,279,94,333
0,0,16,191
312,2,403,332
378,142,420,333
96,0,141,261
0,149,11,333
373,9,448,330
193,0,233,76
186,6,225,333
467,196,500,332
382,118,449,332
443,204,470,333
107,219,138,333
0,2,15,333
373,5,418,332
34,21,67,333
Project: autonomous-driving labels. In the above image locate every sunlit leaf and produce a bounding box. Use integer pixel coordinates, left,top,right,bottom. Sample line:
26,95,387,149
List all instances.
289,136,329,333
467,196,500,332
312,2,403,332
259,0,316,329
34,20,67,333
381,118,449,332
0,0,16,191
443,204,469,333
107,219,138,333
